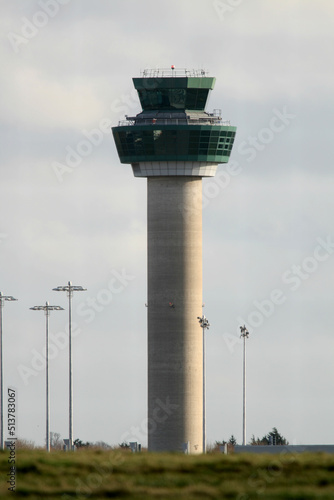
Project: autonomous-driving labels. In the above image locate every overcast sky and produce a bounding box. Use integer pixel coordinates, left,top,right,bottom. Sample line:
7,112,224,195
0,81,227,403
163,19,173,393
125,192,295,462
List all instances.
1,0,334,448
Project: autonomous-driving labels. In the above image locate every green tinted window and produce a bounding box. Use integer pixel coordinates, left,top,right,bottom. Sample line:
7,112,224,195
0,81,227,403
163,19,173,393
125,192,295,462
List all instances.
112,125,236,163
137,88,210,110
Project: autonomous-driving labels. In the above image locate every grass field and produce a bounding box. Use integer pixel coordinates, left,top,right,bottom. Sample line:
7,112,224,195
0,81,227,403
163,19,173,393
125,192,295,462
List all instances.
1,448,334,499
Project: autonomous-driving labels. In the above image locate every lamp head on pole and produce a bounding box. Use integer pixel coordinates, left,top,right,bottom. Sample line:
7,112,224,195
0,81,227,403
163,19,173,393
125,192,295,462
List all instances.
197,315,210,330
30,304,64,316
240,325,249,339
0,292,18,307
53,282,87,298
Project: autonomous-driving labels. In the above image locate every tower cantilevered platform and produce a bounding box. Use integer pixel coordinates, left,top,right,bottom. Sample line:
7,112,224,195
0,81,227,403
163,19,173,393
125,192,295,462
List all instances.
112,68,236,453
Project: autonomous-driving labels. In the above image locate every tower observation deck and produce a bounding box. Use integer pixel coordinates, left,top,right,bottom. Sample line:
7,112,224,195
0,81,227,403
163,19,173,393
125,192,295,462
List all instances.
112,68,236,453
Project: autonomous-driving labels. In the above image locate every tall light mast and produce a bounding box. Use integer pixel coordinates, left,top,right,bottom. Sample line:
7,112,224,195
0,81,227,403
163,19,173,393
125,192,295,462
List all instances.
52,282,86,450
30,302,64,451
240,325,250,446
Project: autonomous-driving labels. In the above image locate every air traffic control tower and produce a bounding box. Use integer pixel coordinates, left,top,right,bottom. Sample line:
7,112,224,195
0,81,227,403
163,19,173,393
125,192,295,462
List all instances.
112,68,236,453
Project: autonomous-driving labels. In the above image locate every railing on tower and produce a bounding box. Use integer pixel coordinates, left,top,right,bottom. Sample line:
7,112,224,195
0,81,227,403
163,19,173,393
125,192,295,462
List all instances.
141,67,208,78
118,118,231,127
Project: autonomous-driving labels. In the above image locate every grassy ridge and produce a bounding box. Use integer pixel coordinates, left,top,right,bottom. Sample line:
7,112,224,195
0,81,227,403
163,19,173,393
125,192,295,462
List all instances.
1,449,334,499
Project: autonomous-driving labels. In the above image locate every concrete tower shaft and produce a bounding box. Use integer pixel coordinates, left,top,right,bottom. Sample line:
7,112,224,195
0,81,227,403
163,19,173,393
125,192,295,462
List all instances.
148,177,202,452
112,68,237,453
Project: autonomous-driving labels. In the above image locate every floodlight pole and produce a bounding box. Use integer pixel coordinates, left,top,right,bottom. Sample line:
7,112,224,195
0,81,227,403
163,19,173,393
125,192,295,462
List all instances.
240,325,249,446
0,298,3,451
52,282,86,451
30,302,64,452
197,314,210,453
69,287,72,451
0,292,17,450
45,305,50,453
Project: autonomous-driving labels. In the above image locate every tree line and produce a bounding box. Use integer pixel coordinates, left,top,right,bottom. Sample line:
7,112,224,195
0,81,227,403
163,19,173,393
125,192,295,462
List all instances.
13,427,289,450
215,427,289,448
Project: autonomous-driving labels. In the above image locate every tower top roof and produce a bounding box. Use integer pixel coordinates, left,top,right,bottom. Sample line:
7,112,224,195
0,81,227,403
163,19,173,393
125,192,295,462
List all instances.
133,69,215,111
141,68,208,78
